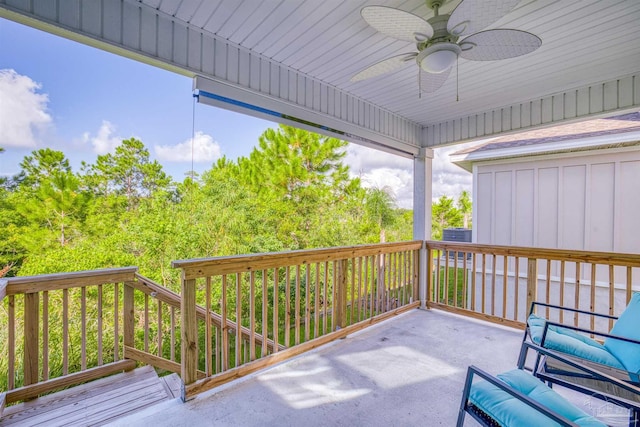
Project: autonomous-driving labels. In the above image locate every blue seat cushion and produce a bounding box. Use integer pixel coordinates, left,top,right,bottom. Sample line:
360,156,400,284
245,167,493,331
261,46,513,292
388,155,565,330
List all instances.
604,293,640,380
527,314,625,370
469,369,606,426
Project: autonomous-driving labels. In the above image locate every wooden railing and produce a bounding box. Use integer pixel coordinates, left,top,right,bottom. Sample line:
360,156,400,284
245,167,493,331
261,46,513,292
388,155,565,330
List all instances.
425,241,640,330
173,241,422,400
0,268,139,405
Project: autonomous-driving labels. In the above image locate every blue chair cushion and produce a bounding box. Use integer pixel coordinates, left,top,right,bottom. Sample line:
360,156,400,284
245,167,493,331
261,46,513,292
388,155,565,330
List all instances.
527,314,625,370
469,369,606,426
604,293,640,380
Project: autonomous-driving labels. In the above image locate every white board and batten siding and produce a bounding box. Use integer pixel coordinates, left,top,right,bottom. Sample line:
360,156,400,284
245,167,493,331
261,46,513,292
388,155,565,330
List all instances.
471,147,640,321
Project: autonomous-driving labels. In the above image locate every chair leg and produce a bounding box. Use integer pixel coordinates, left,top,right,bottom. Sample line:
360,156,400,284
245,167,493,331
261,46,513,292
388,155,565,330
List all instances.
630,407,639,427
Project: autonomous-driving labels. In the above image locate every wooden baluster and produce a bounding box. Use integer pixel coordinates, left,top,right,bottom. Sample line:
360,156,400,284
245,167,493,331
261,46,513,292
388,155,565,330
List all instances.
295,265,301,345
144,293,149,353
609,265,615,331
435,251,441,305
221,275,228,371
273,268,279,352
502,256,508,319
491,254,497,315
363,257,370,318
426,247,433,305
471,253,477,311
453,252,459,307
97,285,103,366
262,270,268,356
236,273,242,365
574,262,581,327
250,271,256,360
113,283,119,361
157,300,163,358
336,259,348,329
350,259,355,324
333,261,338,331
444,251,449,305
323,262,329,333
123,283,134,359
315,263,320,338
305,265,311,341
559,261,565,324
462,252,468,309
526,258,538,316
24,292,39,386
590,264,597,332
42,290,49,380
546,260,552,318
170,306,176,362
63,289,69,374
481,254,487,313
627,266,633,304
8,295,15,389
181,276,198,396
284,267,290,348
205,277,212,375
514,257,520,320
81,286,87,370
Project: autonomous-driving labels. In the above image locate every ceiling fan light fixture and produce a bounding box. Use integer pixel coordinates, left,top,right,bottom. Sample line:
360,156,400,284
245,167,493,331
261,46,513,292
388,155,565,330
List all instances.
416,43,461,74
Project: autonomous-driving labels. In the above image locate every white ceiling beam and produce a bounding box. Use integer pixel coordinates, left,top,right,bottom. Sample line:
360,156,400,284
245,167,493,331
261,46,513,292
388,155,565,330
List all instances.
424,73,640,147
0,0,422,157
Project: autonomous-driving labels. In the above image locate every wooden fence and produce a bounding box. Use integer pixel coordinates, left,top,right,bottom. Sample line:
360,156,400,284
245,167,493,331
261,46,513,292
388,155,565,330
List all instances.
425,241,640,331
172,241,422,400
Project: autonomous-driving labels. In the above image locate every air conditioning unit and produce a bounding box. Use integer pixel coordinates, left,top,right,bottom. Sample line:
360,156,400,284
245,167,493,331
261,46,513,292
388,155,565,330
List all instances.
442,228,471,259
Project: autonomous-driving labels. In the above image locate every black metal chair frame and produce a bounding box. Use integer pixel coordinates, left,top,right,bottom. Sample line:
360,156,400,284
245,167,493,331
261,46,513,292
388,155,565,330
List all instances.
459,343,640,426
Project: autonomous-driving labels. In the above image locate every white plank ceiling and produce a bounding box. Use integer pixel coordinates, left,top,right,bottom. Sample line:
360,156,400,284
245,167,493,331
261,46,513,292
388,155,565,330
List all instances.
1,0,639,150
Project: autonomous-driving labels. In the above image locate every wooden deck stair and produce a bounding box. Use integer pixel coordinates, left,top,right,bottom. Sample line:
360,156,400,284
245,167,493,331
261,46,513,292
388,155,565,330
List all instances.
0,366,181,426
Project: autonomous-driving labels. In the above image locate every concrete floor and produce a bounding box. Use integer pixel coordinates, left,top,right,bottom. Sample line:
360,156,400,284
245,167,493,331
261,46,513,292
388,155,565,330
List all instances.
110,309,533,426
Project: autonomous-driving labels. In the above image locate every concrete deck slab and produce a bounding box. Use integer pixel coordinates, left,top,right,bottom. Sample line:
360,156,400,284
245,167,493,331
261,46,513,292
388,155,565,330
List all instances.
111,308,530,426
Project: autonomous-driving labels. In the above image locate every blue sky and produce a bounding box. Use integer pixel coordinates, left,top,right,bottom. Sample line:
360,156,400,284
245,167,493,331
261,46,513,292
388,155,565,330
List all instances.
0,18,471,207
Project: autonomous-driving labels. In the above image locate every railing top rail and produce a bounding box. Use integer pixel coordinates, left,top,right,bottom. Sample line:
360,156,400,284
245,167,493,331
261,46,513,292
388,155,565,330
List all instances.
426,240,640,267
3,266,139,295
172,241,423,279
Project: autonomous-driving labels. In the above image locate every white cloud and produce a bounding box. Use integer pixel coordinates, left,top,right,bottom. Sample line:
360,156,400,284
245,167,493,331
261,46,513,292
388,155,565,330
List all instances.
0,69,52,147
432,144,473,200
82,120,122,154
345,142,475,209
154,131,221,163
345,144,414,208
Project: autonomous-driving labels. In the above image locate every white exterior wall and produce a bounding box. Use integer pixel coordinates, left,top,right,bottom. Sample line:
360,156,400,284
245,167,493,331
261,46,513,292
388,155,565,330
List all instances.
469,147,640,321
472,147,640,253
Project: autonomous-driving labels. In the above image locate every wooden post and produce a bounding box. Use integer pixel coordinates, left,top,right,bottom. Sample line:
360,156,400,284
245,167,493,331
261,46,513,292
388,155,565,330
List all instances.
181,276,198,400
526,258,538,314
335,260,348,330
23,292,39,387
123,283,135,351
425,247,432,306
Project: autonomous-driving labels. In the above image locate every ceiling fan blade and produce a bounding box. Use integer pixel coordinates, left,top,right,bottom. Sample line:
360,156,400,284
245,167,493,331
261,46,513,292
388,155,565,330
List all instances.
447,0,521,37
351,53,417,82
361,6,433,42
459,29,541,61
419,67,452,93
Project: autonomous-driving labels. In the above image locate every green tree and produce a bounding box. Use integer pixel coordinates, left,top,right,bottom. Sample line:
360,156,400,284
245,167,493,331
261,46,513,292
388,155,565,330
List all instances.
457,190,472,229
432,195,463,240
364,186,397,243
18,148,71,188
82,138,171,208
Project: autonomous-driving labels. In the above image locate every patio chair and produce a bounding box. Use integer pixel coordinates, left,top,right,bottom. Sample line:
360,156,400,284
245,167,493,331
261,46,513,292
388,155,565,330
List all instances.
519,293,640,404
459,343,640,427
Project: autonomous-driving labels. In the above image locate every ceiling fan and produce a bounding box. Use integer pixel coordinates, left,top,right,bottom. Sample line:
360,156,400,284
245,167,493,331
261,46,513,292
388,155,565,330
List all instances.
351,0,542,94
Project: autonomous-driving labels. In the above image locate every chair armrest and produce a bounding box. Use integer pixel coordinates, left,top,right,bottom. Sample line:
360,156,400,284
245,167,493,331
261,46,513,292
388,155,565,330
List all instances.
529,301,618,321
459,365,579,427
521,342,640,408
